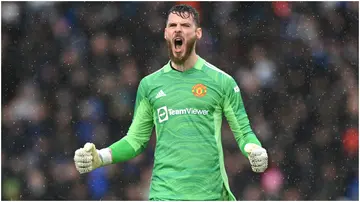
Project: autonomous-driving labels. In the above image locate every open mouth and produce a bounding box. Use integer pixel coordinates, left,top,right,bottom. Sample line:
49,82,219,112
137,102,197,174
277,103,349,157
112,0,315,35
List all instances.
174,38,183,51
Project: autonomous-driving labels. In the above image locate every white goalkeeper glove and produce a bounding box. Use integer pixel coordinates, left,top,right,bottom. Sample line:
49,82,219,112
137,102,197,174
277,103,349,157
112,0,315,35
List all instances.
244,143,268,173
74,143,112,174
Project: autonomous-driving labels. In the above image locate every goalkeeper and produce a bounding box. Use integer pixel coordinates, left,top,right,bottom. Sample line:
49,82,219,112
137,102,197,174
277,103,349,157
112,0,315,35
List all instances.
74,4,268,201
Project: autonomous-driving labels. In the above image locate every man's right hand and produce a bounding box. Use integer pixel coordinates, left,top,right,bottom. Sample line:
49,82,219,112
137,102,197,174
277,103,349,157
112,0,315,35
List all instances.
74,143,103,174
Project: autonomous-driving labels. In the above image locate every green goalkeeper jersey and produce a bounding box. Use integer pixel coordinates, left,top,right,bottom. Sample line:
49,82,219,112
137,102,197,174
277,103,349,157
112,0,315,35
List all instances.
112,56,261,200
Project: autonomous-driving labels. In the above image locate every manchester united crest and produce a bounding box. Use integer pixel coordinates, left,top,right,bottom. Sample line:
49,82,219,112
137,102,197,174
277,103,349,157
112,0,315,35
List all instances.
192,84,207,97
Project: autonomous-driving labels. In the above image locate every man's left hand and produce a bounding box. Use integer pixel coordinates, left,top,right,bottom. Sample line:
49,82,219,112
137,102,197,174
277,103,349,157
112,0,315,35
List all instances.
244,143,268,173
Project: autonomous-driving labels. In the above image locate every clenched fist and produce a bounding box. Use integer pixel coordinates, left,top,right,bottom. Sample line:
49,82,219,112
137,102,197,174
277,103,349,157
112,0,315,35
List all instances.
74,143,103,174
244,143,268,173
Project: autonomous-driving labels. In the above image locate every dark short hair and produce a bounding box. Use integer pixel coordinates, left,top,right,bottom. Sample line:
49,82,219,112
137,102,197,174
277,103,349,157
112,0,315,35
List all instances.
167,4,200,27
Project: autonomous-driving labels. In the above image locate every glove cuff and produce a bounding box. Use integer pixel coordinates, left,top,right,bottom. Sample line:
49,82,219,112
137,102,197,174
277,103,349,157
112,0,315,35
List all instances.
244,143,262,153
98,148,112,166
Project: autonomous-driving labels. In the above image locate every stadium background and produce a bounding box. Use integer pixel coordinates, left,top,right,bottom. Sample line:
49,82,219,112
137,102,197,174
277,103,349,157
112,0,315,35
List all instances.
1,1,359,200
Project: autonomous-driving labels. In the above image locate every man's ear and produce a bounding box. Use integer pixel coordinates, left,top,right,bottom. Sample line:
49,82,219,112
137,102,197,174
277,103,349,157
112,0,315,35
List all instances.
196,27,202,40
164,28,167,40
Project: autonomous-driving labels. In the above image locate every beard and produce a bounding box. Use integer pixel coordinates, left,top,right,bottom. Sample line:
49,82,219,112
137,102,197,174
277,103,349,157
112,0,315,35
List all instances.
167,35,197,65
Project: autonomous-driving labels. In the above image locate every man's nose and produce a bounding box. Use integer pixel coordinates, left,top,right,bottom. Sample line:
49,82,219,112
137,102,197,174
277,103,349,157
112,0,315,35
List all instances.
175,25,182,32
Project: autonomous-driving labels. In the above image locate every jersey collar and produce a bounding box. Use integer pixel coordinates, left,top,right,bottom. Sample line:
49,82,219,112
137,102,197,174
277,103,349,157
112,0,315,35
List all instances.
164,55,205,73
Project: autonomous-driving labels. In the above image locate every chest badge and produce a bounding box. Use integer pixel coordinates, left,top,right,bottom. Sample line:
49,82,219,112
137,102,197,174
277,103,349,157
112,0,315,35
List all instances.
192,84,207,97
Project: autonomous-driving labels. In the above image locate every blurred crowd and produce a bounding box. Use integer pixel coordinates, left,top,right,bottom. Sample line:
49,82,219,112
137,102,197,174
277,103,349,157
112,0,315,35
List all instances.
1,1,359,200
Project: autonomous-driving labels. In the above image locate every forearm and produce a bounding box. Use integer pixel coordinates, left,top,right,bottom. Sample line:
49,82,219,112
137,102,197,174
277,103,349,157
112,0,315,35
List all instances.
222,78,262,158
108,137,145,163
234,129,262,158
224,104,262,157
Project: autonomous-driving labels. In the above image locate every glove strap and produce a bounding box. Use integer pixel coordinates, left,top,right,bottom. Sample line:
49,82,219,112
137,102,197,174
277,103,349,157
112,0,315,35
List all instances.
98,148,112,166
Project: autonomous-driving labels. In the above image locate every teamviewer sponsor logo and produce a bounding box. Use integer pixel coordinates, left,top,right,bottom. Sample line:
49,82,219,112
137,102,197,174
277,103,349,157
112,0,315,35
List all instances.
168,108,209,115
157,106,169,123
157,106,209,123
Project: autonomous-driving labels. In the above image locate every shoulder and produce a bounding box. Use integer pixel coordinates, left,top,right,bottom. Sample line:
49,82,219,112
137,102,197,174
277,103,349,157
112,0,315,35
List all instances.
201,59,235,85
202,60,232,78
200,60,240,97
140,63,168,86
137,63,169,97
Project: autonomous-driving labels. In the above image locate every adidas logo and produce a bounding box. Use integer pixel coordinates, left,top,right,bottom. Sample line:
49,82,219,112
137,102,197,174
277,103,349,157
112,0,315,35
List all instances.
155,90,166,99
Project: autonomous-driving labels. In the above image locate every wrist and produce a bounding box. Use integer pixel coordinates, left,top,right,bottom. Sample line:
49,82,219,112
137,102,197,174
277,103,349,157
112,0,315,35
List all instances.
244,143,262,153
97,148,113,166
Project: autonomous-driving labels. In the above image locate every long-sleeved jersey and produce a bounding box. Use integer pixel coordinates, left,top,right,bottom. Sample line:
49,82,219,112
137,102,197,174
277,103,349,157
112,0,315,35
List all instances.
109,56,261,200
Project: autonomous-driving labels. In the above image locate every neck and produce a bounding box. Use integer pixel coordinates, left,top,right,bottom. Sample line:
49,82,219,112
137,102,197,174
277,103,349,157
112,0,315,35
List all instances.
171,52,198,72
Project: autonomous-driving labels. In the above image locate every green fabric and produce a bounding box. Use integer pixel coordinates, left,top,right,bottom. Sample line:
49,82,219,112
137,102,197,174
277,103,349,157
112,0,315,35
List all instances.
109,78,154,162
109,56,262,200
109,139,142,162
222,76,262,158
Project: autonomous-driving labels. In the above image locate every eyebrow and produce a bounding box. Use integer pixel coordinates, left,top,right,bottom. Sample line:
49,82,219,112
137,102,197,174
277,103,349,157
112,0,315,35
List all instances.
167,22,192,26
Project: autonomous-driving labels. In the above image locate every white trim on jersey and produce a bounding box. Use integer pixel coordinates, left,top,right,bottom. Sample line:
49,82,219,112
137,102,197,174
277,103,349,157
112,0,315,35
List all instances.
204,62,232,78
153,65,166,74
